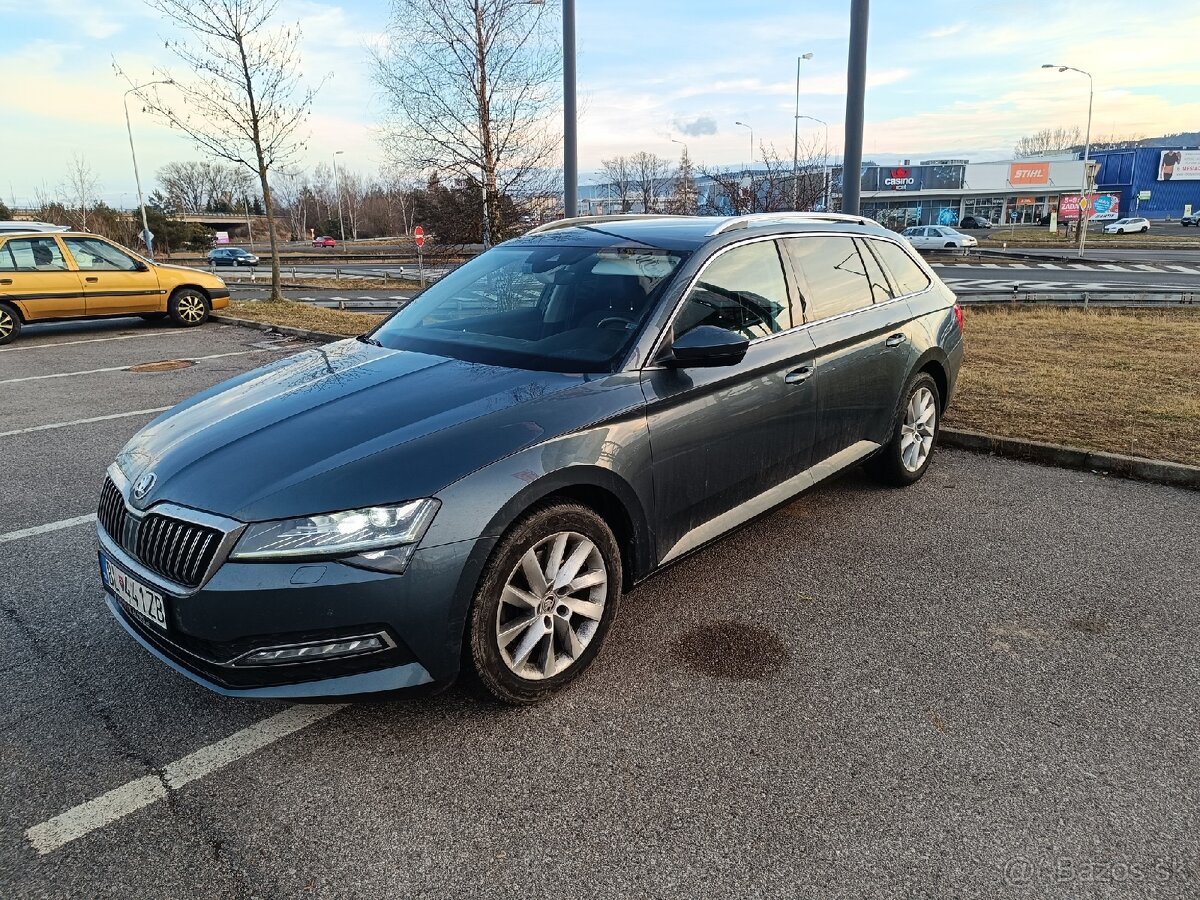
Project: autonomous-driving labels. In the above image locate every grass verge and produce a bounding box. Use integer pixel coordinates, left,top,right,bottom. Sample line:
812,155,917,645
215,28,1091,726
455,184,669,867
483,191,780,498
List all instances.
226,301,1200,467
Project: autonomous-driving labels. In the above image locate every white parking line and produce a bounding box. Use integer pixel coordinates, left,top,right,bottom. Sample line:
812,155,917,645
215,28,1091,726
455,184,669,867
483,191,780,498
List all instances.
0,349,269,385
0,514,97,544
0,331,185,353
26,703,347,855
0,408,172,438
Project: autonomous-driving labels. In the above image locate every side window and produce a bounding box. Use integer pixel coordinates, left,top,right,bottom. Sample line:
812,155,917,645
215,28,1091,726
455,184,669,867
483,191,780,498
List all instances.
783,235,874,321
869,239,932,296
2,237,68,271
672,240,792,342
856,238,894,302
63,237,140,272
0,243,15,271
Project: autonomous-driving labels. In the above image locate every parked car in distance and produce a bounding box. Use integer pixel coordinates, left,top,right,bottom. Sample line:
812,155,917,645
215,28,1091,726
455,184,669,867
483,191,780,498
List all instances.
0,220,70,234
0,231,229,345
1180,212,1200,226
312,236,337,248
901,225,978,251
1104,217,1150,234
207,247,260,267
958,215,993,229
97,212,963,704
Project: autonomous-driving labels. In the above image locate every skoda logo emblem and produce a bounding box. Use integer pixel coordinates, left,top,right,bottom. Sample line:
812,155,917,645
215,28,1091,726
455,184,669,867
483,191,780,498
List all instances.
132,471,157,502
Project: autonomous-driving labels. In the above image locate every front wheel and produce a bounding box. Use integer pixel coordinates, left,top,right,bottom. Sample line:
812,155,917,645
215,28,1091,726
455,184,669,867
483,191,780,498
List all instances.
168,289,210,327
0,302,22,345
467,503,622,704
867,372,941,486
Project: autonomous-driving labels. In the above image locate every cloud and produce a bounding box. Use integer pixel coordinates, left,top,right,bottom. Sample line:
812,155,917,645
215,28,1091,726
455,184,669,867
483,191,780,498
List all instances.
674,116,718,137
924,22,965,39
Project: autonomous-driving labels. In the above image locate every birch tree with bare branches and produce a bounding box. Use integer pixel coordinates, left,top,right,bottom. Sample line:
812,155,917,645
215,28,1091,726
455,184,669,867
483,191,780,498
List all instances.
374,0,561,244
120,0,323,299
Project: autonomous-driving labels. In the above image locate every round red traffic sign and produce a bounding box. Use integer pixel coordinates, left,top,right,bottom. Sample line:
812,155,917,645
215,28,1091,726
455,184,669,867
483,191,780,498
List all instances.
414,226,425,248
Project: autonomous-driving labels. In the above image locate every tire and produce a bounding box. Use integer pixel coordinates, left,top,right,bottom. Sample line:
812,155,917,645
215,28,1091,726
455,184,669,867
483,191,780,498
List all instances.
0,302,22,346
867,372,941,487
168,288,210,327
945,242,957,249
466,502,622,704
1140,226,1149,233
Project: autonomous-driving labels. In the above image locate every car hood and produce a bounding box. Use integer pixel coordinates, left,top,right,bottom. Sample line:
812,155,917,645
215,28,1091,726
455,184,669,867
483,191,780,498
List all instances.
155,262,223,280
115,339,612,522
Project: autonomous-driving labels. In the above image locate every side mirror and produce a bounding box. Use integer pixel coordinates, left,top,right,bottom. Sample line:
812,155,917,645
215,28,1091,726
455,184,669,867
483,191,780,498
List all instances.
663,325,749,368
135,261,150,272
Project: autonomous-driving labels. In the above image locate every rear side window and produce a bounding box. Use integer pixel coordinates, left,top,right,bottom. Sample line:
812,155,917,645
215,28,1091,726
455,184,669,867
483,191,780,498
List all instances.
783,235,874,321
869,239,932,296
856,238,894,302
0,237,68,271
673,239,792,341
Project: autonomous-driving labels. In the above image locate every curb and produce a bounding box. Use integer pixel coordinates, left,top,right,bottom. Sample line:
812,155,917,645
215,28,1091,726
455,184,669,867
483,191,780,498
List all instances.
940,427,1200,490
211,314,346,344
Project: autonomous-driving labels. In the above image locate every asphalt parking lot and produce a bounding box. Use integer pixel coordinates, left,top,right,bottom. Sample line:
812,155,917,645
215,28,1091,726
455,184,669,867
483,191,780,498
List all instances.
2,316,1198,899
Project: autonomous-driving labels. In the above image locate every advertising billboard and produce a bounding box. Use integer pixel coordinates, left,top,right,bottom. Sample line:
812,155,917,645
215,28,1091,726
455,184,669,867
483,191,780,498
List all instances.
861,164,964,192
1058,193,1120,221
1009,162,1050,186
1158,150,1200,181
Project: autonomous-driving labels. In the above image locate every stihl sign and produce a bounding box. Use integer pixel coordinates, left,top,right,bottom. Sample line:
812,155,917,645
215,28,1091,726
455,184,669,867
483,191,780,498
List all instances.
1009,162,1050,185
885,167,916,189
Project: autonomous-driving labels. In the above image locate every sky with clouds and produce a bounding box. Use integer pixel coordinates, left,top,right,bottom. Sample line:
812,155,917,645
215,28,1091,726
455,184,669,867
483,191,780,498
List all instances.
3,0,1198,207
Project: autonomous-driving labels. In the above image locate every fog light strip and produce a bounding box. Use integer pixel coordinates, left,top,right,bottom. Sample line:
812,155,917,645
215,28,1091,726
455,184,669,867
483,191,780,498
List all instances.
26,704,345,855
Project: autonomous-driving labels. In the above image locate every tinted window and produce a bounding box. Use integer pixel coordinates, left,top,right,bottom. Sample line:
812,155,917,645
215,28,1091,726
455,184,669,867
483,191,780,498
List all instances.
856,238,894,302
783,236,874,321
64,237,140,271
673,240,791,342
870,239,931,296
371,244,686,373
0,237,67,271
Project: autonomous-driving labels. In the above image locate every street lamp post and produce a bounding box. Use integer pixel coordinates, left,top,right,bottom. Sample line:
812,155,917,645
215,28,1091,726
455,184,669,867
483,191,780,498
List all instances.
734,121,754,171
123,81,170,259
797,115,828,211
332,150,346,242
1042,64,1094,258
792,52,814,209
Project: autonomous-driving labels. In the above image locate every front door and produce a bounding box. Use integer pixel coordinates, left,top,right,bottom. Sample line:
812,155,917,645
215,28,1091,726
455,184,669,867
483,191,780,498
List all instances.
641,238,819,564
61,236,163,315
0,236,84,320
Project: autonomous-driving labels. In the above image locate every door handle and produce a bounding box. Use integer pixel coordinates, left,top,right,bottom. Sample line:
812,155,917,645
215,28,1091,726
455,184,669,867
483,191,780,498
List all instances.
885,333,906,347
784,366,813,385
85,276,99,283
0,278,11,285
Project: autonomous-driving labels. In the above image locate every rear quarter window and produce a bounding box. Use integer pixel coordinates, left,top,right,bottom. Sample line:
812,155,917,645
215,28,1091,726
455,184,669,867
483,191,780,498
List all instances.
868,239,931,297
782,235,874,321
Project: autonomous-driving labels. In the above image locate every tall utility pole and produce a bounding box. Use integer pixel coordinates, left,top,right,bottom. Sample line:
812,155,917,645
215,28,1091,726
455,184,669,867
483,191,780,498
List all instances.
792,52,813,209
842,0,869,214
563,0,577,217
1042,64,1094,258
123,81,170,259
332,150,346,242
735,121,754,169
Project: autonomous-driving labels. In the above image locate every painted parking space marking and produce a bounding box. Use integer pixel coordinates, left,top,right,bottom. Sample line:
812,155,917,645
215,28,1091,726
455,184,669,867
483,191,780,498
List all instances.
0,514,97,544
0,349,272,385
0,331,185,353
0,408,172,438
26,703,347,855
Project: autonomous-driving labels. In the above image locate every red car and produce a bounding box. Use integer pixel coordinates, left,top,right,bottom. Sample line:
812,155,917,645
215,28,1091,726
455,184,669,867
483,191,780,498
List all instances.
312,236,337,248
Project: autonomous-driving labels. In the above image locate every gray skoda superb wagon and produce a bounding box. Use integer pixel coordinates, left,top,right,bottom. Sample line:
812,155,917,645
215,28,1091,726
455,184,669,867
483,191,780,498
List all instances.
97,213,964,704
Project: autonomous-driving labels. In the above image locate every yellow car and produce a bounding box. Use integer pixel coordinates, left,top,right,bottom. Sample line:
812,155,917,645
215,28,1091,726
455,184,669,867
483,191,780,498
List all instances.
0,231,229,345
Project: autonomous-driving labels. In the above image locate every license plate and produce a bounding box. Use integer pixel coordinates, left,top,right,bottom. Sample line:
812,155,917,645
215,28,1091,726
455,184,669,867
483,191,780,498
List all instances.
101,554,167,631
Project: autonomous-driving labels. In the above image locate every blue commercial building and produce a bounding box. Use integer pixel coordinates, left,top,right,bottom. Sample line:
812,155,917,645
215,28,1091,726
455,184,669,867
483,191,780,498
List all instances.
1089,147,1200,220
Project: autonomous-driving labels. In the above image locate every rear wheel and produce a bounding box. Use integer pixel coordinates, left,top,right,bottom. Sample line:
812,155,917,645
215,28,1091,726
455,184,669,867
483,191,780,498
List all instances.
0,302,22,345
867,372,941,486
467,503,622,704
168,289,210,327
1140,225,1149,233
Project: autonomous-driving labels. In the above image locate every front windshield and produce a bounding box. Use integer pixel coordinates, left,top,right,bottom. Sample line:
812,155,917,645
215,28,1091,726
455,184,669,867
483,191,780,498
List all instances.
370,244,687,372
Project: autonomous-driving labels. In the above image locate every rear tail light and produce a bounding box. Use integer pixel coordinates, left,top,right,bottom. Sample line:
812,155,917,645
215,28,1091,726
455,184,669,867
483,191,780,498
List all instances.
953,302,964,331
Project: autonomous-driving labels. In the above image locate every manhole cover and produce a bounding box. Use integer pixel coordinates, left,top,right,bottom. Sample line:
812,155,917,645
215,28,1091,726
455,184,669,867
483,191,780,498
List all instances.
673,619,790,680
127,359,195,373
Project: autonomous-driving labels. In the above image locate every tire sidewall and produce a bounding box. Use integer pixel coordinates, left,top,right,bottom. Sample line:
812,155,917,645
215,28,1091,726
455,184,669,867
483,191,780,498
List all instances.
0,302,21,345
873,371,941,486
169,289,210,327
468,503,622,704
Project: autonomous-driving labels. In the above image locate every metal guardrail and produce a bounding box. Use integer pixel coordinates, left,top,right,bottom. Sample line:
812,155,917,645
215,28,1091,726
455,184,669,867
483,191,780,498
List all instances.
956,287,1198,308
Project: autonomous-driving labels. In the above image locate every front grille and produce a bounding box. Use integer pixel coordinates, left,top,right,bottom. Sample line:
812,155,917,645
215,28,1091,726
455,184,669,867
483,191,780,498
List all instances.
136,513,222,588
97,478,128,545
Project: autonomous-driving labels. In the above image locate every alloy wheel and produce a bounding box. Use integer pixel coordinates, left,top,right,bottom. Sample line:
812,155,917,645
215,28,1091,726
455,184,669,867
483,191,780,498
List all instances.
900,386,936,472
0,309,13,340
495,531,608,681
177,294,207,324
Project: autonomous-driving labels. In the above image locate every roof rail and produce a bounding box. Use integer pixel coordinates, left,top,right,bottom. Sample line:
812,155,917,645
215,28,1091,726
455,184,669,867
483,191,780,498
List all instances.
524,214,690,236
707,212,883,235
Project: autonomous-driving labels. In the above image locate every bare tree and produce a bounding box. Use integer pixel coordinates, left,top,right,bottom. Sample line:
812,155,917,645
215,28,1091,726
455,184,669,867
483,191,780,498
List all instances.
374,0,561,243
699,142,823,215
630,151,672,214
156,161,255,213
271,168,308,240
599,155,636,213
120,0,323,299
59,153,99,231
1014,126,1081,158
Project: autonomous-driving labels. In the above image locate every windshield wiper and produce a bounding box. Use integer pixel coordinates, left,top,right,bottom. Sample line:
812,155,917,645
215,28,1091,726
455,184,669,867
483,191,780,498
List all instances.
357,335,383,346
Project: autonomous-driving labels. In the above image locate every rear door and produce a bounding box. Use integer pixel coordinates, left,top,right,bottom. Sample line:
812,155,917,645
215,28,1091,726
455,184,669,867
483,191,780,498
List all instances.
0,235,85,320
61,236,163,315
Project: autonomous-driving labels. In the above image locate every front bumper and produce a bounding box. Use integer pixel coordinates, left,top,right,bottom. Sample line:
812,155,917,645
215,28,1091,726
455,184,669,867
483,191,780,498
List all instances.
99,523,487,699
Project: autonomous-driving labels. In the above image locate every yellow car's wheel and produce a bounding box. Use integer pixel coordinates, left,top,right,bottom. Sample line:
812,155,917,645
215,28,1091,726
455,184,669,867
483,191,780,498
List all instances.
0,302,22,346
169,289,210,327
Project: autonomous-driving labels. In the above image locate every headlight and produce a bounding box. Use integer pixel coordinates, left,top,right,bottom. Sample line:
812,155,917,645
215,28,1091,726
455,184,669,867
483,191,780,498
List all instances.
230,499,440,572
